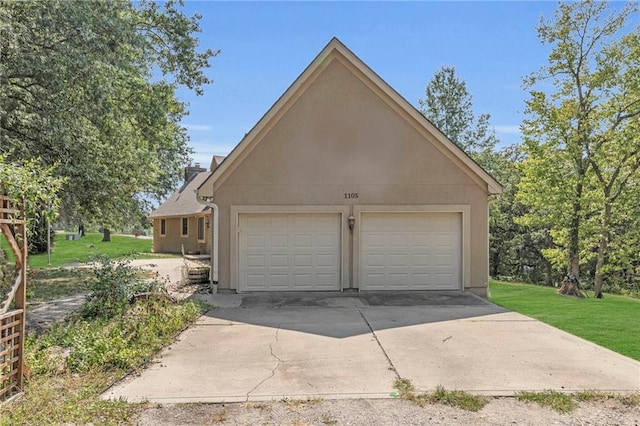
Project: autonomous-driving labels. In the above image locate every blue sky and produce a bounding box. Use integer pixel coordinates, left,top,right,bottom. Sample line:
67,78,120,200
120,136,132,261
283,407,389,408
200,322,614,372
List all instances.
177,1,563,167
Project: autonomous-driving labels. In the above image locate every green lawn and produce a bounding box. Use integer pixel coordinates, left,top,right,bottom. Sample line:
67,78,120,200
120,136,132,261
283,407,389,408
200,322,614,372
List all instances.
1,232,173,269
490,280,640,361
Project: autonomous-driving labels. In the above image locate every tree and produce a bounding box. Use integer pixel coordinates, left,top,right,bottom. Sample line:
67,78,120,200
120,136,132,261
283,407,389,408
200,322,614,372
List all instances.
0,154,65,253
418,66,498,165
518,1,640,297
0,0,218,245
489,145,556,285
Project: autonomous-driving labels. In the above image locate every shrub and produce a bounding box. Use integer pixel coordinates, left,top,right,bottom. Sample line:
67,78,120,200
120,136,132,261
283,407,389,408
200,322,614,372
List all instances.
81,255,159,319
27,296,202,375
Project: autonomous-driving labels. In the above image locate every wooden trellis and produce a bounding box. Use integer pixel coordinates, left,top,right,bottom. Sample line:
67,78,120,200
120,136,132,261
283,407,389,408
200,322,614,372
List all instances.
0,193,27,403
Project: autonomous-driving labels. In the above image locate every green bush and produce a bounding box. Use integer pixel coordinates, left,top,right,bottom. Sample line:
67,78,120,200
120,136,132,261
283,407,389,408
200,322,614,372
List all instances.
27,296,202,375
81,255,158,319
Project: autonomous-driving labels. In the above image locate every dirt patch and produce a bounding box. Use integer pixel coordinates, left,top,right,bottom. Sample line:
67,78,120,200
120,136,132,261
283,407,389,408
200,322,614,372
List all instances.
137,397,640,425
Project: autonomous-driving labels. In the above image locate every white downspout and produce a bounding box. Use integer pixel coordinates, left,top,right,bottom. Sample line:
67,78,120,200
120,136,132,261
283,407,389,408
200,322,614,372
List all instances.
196,194,219,292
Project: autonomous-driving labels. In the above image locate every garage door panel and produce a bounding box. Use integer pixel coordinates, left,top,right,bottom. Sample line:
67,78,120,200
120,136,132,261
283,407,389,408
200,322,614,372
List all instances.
246,254,265,268
270,254,288,267
389,273,409,286
411,233,431,247
270,235,287,247
390,233,408,246
239,213,341,291
361,212,461,290
365,234,385,247
412,254,431,266
246,235,265,248
293,254,312,267
364,253,385,267
316,253,336,267
317,234,337,247
245,275,265,290
292,274,312,288
389,254,408,266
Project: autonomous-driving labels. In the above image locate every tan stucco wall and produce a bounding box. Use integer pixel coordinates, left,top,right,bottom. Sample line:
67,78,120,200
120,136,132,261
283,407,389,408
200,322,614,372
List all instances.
152,215,211,255
208,57,491,296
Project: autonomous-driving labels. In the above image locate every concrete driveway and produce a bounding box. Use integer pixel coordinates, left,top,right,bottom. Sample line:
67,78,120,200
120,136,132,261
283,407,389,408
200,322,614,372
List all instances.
103,292,640,403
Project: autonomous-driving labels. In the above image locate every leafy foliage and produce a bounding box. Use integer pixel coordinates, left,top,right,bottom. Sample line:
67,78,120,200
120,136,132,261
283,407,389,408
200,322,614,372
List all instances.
0,0,218,232
418,66,498,163
81,255,159,319
517,1,640,294
0,155,65,248
28,296,201,373
489,145,557,284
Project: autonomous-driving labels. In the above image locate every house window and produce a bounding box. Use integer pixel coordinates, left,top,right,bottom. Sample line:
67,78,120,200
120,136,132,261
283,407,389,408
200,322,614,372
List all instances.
181,217,188,237
160,219,166,237
197,217,205,242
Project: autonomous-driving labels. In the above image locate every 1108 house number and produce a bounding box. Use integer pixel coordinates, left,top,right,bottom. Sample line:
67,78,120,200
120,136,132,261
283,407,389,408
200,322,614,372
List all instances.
344,193,359,199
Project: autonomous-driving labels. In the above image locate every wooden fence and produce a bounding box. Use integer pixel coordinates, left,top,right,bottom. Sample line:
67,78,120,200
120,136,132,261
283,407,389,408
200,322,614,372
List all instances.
0,194,27,403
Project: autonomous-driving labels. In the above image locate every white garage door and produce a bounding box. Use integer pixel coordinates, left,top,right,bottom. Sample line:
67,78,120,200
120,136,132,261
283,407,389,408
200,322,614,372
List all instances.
360,212,461,290
238,213,341,291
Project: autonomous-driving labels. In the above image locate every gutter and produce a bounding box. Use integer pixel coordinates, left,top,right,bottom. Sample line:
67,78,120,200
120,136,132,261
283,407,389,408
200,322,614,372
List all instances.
195,193,219,292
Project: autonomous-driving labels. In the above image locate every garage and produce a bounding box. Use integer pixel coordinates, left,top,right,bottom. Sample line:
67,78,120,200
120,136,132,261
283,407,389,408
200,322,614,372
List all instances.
360,212,462,290
238,213,342,291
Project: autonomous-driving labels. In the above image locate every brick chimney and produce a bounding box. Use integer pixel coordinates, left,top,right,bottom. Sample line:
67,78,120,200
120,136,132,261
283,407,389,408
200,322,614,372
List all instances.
184,162,206,182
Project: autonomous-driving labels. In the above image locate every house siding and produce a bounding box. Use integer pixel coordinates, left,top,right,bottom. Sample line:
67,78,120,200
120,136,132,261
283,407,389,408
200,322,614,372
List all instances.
208,58,492,296
152,215,211,255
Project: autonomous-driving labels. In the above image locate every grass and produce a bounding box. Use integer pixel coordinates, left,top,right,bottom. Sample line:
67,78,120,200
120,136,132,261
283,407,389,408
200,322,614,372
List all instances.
27,268,93,302
490,280,640,361
395,379,639,415
1,232,176,269
516,390,576,413
29,233,153,268
394,378,488,412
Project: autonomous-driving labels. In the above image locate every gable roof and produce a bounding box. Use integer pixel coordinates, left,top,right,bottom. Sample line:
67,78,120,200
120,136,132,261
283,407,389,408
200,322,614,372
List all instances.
209,155,226,171
149,170,212,218
198,37,502,197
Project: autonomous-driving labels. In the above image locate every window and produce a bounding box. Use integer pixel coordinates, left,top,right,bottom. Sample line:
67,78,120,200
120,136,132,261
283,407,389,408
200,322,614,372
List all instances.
160,219,166,237
197,217,205,242
181,217,188,237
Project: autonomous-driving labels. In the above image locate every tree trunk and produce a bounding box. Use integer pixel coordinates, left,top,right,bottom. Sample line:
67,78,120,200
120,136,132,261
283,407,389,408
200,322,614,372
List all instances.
593,201,612,299
102,228,111,242
491,250,500,278
543,257,553,287
78,224,85,237
569,185,582,280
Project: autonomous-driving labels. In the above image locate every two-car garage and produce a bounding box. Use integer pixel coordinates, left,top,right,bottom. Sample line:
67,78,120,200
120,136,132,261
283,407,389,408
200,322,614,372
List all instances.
237,211,462,292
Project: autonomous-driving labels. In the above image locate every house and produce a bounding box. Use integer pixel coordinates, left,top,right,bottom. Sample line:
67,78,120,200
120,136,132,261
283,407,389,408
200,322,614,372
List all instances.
197,38,502,296
149,162,216,254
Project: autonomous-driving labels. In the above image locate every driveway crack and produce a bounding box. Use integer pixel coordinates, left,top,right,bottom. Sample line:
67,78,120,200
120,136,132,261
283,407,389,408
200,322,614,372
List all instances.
357,307,400,380
246,326,283,400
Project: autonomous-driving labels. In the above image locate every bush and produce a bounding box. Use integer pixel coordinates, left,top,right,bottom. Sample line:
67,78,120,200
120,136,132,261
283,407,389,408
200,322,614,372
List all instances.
26,295,202,375
81,255,159,319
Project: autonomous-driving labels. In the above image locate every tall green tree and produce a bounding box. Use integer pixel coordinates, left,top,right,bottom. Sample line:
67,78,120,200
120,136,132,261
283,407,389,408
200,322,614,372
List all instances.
489,145,556,285
418,66,498,165
518,0,639,296
0,0,218,244
0,154,65,254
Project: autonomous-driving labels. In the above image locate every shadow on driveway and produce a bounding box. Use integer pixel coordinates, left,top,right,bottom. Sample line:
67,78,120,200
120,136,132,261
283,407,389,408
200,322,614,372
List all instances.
197,291,508,339
103,291,640,403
